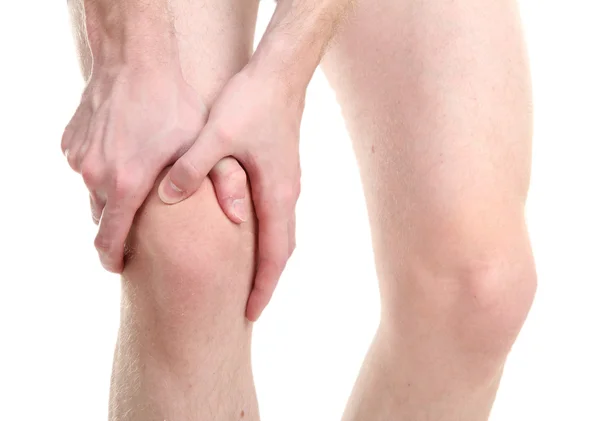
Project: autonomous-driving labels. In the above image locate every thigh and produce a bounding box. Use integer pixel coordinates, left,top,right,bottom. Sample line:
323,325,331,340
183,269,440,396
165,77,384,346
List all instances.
320,0,533,297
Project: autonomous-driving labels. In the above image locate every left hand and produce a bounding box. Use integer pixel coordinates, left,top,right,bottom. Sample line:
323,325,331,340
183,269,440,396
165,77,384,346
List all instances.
157,66,304,321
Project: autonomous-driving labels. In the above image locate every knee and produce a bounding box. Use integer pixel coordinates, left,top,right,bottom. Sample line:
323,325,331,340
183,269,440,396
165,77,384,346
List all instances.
448,255,537,355
387,242,537,356
122,168,256,329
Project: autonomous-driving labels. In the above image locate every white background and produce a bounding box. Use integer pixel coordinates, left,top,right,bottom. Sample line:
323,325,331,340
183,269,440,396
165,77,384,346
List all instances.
0,1,599,420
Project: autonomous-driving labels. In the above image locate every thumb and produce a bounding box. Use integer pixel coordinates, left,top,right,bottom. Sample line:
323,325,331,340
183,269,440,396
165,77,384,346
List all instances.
159,126,226,204
209,157,249,224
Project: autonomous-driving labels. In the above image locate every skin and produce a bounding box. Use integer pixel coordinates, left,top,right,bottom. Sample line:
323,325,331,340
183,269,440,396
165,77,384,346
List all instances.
320,0,536,418
156,0,357,320
64,0,296,321
68,1,262,419
65,0,537,419
63,0,216,268
113,169,258,421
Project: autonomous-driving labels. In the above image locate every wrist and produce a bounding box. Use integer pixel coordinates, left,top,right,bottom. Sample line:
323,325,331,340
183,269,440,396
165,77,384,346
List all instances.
249,0,352,95
85,1,179,71
248,34,314,102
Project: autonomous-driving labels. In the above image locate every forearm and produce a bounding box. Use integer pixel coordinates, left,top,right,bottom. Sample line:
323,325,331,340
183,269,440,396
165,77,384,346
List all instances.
250,0,354,95
67,0,178,77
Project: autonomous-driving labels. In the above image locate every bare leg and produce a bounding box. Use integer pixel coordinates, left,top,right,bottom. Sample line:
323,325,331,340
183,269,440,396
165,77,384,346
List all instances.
321,0,536,419
68,0,260,419
111,171,257,420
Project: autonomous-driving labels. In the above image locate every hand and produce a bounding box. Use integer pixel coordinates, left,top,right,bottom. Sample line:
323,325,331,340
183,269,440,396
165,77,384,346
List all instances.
158,67,303,321
61,63,248,272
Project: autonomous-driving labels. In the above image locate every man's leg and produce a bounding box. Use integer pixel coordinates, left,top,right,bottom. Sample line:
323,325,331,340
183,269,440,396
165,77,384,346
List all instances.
111,171,257,420
68,0,260,419
321,0,536,419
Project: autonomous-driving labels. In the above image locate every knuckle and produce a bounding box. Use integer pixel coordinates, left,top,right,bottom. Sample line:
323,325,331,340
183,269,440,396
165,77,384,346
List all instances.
94,235,112,254
66,150,80,172
110,170,141,200
228,166,248,187
80,160,104,187
212,123,234,149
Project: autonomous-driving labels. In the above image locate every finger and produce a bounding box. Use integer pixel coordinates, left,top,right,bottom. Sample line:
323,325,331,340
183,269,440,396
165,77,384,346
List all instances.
94,179,148,273
158,124,228,205
89,192,106,225
80,154,107,225
246,212,290,321
64,148,79,172
62,106,91,173
209,157,249,224
61,108,81,156
64,128,86,173
95,199,140,273
61,127,75,159
288,214,296,256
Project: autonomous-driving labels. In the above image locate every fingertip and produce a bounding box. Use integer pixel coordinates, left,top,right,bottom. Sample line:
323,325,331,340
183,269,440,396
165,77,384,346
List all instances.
95,236,124,274
98,250,124,274
216,196,247,225
158,174,185,204
210,157,249,224
245,272,274,322
245,292,263,322
232,199,248,223
94,200,139,275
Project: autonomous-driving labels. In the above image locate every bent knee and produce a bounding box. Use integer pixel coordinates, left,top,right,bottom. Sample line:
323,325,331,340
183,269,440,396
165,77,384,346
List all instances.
122,167,256,323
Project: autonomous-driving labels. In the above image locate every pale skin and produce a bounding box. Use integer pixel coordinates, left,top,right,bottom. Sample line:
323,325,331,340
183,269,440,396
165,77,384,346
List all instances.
113,170,258,420
65,0,537,420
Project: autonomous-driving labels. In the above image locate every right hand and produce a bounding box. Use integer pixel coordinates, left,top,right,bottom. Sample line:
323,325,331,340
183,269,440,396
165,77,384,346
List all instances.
61,63,248,273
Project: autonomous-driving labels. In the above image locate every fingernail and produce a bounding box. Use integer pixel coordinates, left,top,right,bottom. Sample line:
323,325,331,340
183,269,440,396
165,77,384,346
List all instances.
232,199,248,222
159,177,184,204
